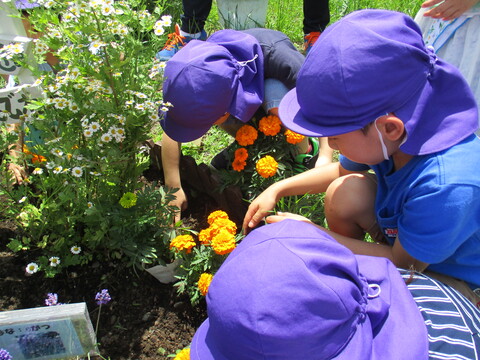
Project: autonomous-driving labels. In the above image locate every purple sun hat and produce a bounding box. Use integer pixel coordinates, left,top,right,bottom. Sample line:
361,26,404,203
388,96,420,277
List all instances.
160,30,264,143
190,220,428,360
279,9,478,155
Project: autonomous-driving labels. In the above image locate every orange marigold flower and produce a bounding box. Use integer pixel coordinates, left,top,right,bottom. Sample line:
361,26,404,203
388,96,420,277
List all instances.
211,229,236,255
234,147,248,162
285,129,305,144
210,217,237,235
235,124,258,146
198,227,214,245
258,115,282,136
198,273,214,296
256,155,278,178
31,154,47,164
232,158,247,172
174,347,191,360
207,210,229,225
169,234,196,253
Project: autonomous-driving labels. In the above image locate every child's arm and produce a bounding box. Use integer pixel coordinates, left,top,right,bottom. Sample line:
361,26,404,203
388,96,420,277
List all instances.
243,161,349,231
421,0,479,20
265,212,430,272
161,133,187,223
316,137,334,168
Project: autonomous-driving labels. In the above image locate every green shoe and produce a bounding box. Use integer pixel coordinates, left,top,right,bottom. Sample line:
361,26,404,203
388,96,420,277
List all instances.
293,137,319,174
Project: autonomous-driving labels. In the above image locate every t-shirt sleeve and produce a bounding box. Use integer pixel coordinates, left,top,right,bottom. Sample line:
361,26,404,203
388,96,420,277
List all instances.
339,155,370,171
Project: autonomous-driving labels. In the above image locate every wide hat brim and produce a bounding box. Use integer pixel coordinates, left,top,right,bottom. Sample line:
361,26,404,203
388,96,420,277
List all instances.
279,9,478,155
190,220,428,360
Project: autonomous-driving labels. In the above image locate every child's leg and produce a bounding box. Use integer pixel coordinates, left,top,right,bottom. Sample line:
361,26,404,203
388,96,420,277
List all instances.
324,172,382,241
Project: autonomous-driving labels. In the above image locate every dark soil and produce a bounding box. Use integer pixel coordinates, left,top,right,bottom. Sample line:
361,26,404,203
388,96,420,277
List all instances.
0,215,208,359
0,154,249,359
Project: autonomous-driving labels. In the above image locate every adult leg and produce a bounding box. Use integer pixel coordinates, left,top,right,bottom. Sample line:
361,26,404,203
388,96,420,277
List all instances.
303,0,330,34
181,0,213,34
324,173,384,242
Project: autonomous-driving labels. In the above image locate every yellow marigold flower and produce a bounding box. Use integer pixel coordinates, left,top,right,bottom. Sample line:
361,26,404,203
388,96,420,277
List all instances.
234,147,248,162
211,229,236,255
285,129,305,144
198,227,214,245
174,347,190,360
256,155,278,178
22,145,32,155
258,115,282,136
169,234,196,253
198,273,213,296
235,124,258,146
232,158,247,172
119,192,137,208
210,217,237,235
207,210,229,225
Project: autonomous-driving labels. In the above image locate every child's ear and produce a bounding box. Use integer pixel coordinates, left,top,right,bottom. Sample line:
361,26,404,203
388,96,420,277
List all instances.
380,114,405,141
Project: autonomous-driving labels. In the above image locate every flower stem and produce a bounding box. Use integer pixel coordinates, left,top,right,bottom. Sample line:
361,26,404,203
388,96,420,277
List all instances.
95,304,102,336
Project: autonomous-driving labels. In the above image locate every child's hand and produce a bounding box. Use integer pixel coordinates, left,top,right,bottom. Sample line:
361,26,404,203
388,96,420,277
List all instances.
243,188,279,233
265,212,313,224
169,187,188,225
422,0,479,20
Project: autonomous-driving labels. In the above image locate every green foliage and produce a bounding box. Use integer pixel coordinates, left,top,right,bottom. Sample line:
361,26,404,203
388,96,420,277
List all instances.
173,241,236,305
0,0,179,276
276,192,327,226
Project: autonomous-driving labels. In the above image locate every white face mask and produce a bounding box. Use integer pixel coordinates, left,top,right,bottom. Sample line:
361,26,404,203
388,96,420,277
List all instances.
374,118,389,161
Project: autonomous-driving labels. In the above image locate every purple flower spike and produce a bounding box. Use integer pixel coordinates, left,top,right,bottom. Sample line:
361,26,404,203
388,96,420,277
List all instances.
45,293,58,306
0,348,12,360
95,289,111,305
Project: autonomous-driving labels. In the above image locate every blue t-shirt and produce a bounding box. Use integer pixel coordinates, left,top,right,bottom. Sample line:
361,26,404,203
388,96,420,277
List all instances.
340,135,480,288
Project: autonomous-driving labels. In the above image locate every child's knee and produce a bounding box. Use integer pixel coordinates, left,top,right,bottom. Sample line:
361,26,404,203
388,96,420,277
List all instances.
325,174,376,221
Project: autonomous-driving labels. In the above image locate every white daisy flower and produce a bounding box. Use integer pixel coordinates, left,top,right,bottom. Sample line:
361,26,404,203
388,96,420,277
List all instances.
70,245,82,254
32,168,43,175
18,196,27,203
149,113,159,121
49,256,60,267
101,4,114,15
101,133,112,143
53,166,63,174
26,262,39,274
84,129,94,137
71,167,83,177
90,122,101,132
161,15,172,26
51,148,63,157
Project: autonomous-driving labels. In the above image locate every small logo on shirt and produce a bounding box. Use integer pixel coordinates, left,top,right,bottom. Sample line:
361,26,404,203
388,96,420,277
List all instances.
384,228,398,238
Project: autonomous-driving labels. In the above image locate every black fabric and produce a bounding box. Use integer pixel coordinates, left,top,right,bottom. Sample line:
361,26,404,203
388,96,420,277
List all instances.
303,0,330,34
243,28,304,90
181,0,212,33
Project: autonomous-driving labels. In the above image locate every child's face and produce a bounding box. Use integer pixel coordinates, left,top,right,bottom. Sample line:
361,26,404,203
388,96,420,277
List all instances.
327,126,389,165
